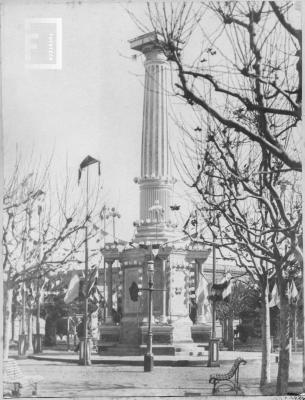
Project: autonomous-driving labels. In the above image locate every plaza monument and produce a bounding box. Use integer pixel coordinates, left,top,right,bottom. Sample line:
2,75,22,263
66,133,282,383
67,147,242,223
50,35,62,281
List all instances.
100,33,218,354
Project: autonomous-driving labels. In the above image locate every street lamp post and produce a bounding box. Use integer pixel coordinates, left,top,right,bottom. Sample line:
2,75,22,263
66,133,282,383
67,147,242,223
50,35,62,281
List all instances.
109,207,121,243
207,236,220,367
78,155,101,366
144,260,154,372
79,167,91,366
33,204,43,354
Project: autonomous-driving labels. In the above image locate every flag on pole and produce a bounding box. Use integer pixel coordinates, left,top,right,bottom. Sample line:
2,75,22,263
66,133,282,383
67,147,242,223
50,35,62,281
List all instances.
16,284,23,305
287,280,298,304
222,277,232,300
269,282,280,308
195,273,210,306
78,155,101,184
64,273,80,304
195,273,211,318
209,271,232,301
87,267,98,297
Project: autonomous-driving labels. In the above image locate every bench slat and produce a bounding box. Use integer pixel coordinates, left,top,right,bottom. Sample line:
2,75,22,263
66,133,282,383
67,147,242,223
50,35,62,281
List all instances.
3,359,43,396
209,357,246,395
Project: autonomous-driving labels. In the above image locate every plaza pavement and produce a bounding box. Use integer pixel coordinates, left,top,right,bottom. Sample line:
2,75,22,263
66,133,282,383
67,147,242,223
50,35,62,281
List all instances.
4,349,303,398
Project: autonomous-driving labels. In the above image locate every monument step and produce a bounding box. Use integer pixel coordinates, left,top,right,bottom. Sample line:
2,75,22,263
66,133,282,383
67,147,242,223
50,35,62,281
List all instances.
174,343,209,356
100,345,142,356
100,343,208,356
100,344,176,356
99,342,209,356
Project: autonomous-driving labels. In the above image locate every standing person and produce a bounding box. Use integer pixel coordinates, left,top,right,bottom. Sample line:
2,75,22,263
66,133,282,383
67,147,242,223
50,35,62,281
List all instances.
74,318,85,352
189,299,197,324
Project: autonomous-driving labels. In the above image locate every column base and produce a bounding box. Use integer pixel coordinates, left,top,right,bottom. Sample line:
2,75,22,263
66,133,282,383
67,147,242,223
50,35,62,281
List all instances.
105,316,115,324
79,339,91,365
207,338,220,367
158,315,168,324
18,334,28,357
144,353,154,372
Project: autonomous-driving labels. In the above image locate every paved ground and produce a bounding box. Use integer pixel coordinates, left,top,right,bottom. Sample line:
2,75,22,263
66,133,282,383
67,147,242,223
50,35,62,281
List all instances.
4,350,303,399
26,348,272,366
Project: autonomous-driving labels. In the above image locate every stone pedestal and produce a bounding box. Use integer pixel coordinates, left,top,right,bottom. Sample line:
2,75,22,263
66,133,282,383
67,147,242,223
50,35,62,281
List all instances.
139,325,173,346
191,324,211,343
99,325,120,349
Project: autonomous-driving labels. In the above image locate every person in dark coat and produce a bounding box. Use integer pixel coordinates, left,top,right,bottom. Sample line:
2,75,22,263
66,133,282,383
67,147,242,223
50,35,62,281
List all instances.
189,298,197,324
74,318,91,351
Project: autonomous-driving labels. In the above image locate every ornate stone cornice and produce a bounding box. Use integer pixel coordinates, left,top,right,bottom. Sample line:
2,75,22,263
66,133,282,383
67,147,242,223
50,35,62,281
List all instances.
119,247,146,265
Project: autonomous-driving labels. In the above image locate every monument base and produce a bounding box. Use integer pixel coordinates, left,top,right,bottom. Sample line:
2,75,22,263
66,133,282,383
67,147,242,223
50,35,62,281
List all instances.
119,317,140,346
139,325,173,345
98,324,120,352
191,324,211,343
170,316,193,343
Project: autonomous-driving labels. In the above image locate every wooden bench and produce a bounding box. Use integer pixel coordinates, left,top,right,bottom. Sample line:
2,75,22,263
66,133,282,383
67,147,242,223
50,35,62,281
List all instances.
209,357,247,394
3,359,43,397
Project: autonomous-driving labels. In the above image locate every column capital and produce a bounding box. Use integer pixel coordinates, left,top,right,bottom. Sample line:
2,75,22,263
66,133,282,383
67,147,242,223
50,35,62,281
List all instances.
102,243,120,263
157,246,172,260
185,247,211,265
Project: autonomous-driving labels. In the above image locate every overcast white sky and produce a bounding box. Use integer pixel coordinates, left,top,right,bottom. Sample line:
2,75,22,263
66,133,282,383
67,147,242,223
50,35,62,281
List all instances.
3,1,301,243
3,1,155,240
3,0,213,242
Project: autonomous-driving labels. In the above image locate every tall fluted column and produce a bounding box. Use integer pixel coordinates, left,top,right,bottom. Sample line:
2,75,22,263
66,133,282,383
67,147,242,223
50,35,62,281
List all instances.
130,33,176,244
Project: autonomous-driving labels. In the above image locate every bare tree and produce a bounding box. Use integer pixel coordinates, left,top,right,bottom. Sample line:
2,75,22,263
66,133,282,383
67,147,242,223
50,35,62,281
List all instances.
3,155,103,358
136,1,302,395
144,1,301,172
180,120,301,391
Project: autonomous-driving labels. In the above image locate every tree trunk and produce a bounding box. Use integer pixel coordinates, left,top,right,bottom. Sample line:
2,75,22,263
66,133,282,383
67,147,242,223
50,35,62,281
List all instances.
27,312,33,352
11,304,15,341
260,279,271,386
276,282,290,395
3,283,13,359
228,315,234,351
